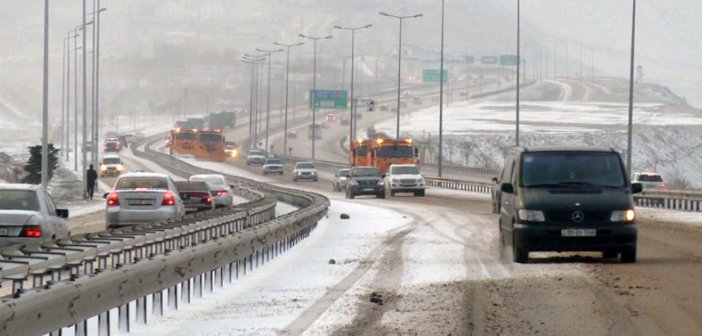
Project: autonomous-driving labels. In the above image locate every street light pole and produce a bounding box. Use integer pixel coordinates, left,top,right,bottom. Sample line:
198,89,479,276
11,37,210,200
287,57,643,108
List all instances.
626,0,637,175
82,0,89,199
243,54,266,147
516,0,521,147
61,37,67,162
379,11,423,141
334,24,372,164
299,33,333,161
256,48,284,152
91,4,107,169
41,0,49,188
273,41,305,158
438,0,445,177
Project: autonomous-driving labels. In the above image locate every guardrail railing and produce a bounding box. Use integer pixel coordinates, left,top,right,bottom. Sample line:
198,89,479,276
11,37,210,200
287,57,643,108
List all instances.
0,135,329,336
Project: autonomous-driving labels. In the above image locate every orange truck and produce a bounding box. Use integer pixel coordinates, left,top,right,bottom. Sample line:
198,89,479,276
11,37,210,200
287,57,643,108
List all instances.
194,129,227,161
351,137,418,175
170,127,198,155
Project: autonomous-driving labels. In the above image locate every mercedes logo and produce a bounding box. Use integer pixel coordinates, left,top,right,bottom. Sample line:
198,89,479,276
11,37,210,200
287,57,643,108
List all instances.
571,210,585,223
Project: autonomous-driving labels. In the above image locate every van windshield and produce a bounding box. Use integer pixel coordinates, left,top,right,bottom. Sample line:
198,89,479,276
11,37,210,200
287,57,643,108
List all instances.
521,152,625,188
103,158,121,165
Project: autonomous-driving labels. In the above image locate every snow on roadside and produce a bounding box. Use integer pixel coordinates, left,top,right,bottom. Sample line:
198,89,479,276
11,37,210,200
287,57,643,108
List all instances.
637,207,702,230
129,200,410,336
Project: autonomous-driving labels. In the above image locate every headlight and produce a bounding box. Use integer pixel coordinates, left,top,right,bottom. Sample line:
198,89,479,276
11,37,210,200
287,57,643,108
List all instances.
100,165,107,171
339,176,348,181
379,181,384,186
350,180,359,185
518,209,545,222
610,209,635,222
117,164,124,171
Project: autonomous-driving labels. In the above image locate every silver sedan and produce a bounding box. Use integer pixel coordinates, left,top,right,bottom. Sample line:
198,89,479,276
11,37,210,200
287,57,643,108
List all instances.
0,184,70,247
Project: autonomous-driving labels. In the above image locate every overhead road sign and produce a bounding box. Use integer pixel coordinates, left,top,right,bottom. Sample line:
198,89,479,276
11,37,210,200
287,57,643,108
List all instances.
310,90,348,109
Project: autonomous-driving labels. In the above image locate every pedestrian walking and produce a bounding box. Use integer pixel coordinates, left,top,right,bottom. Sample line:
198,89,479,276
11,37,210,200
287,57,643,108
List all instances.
86,164,98,200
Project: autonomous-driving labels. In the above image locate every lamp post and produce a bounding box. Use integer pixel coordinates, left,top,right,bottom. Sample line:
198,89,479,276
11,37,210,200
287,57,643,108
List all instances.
273,41,305,158
89,5,107,168
61,37,68,162
334,23,372,164
240,59,256,141
243,54,266,147
40,0,49,188
299,33,333,160
626,0,637,175
255,47,284,152
73,23,93,171
379,11,423,141
438,0,445,177
516,0,521,147
82,0,89,199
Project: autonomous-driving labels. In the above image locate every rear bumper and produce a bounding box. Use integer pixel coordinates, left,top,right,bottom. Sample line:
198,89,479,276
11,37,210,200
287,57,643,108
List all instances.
514,222,637,252
294,174,317,180
106,207,178,226
212,195,233,207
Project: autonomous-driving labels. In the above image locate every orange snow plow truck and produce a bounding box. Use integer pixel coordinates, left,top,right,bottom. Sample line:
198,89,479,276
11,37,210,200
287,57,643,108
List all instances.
351,137,418,175
194,129,227,162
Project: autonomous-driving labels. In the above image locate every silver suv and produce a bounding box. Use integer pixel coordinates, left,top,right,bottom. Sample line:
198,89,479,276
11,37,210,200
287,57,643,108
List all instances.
105,172,185,227
384,164,426,197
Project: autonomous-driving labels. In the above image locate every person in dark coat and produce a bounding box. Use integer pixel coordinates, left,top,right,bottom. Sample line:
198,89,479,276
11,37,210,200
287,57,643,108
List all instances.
87,164,98,200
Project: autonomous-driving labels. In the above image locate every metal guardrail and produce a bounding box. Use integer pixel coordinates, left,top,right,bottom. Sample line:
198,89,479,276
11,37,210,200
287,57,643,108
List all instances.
0,135,329,336
425,177,493,194
634,190,702,212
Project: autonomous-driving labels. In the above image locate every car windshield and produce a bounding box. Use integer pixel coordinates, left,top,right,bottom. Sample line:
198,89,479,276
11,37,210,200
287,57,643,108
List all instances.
392,166,419,175
637,174,663,182
338,170,350,177
103,158,121,165
116,177,168,190
249,150,264,156
175,133,196,140
265,159,283,165
296,163,316,169
0,190,40,211
190,176,225,185
376,145,414,158
353,168,381,177
521,152,625,188
356,146,367,156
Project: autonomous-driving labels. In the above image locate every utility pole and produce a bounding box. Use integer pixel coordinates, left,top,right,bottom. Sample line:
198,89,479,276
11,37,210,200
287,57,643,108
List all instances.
41,0,49,188
438,0,445,177
626,0,637,175
516,0,521,147
299,34,333,160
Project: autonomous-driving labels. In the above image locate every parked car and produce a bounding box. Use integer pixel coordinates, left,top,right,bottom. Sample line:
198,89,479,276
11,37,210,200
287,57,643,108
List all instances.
104,172,185,227
384,164,426,196
175,181,214,214
262,158,285,175
332,168,351,192
246,149,266,165
189,174,233,208
0,184,70,247
346,166,384,199
293,162,318,182
497,147,642,263
100,153,125,177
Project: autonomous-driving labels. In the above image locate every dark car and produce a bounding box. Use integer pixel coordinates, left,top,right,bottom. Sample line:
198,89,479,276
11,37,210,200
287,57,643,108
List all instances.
346,166,385,199
498,147,642,263
175,181,214,214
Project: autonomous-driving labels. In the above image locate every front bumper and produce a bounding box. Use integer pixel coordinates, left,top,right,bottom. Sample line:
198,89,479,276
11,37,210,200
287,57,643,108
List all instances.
349,185,384,195
514,222,637,252
295,173,318,180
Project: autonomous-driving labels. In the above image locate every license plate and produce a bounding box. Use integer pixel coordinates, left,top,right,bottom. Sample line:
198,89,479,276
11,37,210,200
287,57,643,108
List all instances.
363,188,375,192
128,199,152,206
561,229,596,237
0,228,8,236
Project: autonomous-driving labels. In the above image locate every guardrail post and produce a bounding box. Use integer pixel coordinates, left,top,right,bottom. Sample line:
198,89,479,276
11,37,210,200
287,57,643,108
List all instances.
118,303,130,332
98,310,111,336
205,270,214,292
168,285,179,310
153,291,164,316
49,329,61,336
216,267,224,287
136,296,147,325
195,274,203,298
181,279,191,303
75,320,88,336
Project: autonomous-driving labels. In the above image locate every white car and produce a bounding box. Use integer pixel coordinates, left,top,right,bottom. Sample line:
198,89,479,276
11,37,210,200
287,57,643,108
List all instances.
189,174,234,208
246,149,266,165
293,162,318,182
262,158,284,175
105,172,185,227
384,164,426,197
100,153,125,177
0,184,70,247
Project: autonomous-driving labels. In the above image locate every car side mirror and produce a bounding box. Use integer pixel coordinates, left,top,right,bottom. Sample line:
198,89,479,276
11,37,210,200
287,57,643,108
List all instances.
500,183,515,194
56,209,69,219
103,192,110,199
631,182,643,194
491,176,499,183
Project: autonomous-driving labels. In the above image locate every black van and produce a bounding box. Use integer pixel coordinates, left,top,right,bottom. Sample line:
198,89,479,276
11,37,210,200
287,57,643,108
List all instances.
498,147,643,263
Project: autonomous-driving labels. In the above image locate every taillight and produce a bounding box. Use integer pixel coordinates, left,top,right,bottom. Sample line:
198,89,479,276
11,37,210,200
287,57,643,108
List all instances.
107,191,120,206
216,190,228,196
660,183,665,190
22,225,42,238
202,196,213,205
162,191,175,206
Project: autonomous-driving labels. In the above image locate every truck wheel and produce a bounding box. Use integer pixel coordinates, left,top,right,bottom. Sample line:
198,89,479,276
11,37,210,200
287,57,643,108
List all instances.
602,251,618,259
621,247,636,263
513,237,529,263
415,190,425,197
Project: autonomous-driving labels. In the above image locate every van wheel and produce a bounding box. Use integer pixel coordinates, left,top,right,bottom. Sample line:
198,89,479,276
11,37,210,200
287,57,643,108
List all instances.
603,251,618,259
513,237,529,263
415,190,425,197
621,247,636,263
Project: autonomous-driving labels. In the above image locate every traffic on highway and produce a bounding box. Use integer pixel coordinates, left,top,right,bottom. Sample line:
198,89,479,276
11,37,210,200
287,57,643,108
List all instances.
1,1,701,335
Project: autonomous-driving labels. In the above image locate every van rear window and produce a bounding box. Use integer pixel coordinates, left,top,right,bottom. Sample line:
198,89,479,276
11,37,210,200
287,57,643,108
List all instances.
521,152,625,188
637,174,663,182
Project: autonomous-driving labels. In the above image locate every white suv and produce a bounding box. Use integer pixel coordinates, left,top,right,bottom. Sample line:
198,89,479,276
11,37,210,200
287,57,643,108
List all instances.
384,164,426,197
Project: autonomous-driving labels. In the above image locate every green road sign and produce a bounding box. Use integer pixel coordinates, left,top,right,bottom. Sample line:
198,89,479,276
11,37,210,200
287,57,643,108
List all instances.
499,55,519,66
481,56,498,64
423,69,448,83
309,90,348,109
